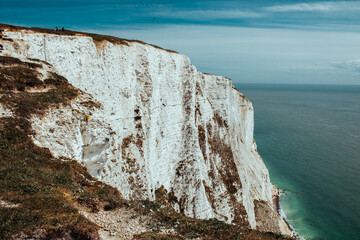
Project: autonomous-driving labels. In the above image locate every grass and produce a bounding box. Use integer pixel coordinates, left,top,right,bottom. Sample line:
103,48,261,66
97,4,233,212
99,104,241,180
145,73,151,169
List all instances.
132,202,293,240
0,66,43,91
0,57,79,118
0,56,43,91
134,232,185,240
0,56,41,68
0,82,78,118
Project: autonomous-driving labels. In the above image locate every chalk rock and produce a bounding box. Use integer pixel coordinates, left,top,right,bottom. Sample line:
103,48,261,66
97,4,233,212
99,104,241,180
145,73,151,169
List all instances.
0,27,291,235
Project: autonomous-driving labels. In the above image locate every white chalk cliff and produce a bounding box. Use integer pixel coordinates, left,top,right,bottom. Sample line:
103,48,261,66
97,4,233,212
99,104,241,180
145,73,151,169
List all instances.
0,26,292,235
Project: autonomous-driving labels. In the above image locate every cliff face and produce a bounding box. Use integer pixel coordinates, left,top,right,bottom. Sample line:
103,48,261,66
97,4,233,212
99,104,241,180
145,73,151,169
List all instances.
0,26,291,235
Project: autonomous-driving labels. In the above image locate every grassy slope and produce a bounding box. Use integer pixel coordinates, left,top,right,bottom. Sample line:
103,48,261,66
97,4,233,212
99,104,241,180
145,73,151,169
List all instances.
0,55,293,239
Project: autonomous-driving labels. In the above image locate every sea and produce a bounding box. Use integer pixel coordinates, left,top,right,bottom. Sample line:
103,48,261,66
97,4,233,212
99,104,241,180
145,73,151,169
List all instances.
233,83,360,240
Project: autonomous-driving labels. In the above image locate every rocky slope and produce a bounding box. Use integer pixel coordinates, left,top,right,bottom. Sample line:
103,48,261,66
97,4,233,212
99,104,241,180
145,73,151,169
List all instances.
0,24,292,236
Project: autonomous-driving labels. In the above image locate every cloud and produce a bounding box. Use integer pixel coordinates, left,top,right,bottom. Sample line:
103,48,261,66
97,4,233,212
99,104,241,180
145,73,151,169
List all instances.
332,60,360,72
265,1,360,12
152,9,263,20
86,24,360,84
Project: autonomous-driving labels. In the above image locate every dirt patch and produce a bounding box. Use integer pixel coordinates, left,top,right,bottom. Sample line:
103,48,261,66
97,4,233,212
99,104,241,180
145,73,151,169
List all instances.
79,205,151,240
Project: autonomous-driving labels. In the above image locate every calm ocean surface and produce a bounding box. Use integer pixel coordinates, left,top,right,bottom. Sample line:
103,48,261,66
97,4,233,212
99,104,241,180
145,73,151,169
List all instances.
233,83,360,240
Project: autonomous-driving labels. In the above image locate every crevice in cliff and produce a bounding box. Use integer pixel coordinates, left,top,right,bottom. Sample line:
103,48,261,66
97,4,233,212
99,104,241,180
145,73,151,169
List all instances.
197,125,207,162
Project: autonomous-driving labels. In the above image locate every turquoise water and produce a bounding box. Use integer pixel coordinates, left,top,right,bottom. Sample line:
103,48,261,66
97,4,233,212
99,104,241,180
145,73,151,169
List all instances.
233,84,360,240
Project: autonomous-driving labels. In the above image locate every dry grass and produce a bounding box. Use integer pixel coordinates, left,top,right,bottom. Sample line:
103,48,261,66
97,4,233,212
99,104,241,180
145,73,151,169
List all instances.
0,57,79,118
0,56,43,91
80,100,102,109
132,203,292,240
0,56,42,68
134,232,185,240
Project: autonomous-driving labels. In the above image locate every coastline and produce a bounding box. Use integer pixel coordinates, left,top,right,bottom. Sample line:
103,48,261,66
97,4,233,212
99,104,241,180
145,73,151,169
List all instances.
272,186,299,239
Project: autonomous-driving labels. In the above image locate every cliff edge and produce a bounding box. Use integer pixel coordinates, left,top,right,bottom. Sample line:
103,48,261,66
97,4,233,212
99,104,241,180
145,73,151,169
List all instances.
0,24,292,237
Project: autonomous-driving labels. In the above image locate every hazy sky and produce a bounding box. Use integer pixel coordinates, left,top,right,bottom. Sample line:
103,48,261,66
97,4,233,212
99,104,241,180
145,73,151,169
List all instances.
1,0,360,84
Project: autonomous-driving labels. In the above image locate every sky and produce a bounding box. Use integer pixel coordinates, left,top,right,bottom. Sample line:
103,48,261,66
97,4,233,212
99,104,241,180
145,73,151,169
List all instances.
1,0,360,85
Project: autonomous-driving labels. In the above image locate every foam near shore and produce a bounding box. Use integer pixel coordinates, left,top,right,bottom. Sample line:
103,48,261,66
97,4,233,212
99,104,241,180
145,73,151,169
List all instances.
272,186,298,238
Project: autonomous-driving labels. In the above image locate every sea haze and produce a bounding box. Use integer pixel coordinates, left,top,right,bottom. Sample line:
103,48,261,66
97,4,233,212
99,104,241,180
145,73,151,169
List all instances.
234,83,360,240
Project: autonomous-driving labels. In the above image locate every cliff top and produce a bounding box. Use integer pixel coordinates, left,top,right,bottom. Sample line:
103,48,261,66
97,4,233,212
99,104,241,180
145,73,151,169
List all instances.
0,22,252,112
0,23,178,54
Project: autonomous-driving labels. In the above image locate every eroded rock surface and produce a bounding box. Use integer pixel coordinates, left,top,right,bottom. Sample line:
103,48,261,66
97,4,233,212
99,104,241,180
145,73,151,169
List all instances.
0,26,292,235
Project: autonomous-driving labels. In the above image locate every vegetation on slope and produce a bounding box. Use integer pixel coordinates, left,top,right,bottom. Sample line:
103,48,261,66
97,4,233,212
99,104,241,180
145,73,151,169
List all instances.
132,199,292,240
0,117,119,239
